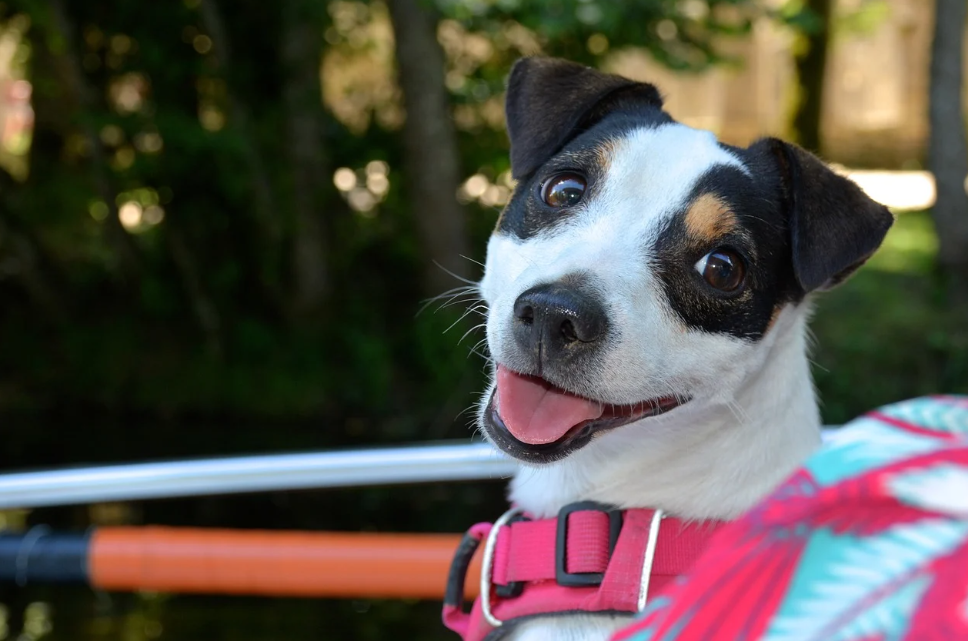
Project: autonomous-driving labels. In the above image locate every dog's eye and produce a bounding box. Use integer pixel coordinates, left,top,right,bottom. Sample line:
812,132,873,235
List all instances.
540,173,586,208
695,248,746,292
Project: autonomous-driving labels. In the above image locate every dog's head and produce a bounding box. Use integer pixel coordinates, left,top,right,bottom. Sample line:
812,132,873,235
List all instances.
478,57,893,465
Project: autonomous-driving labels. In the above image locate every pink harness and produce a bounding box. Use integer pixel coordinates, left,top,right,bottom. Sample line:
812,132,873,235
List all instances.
443,501,725,641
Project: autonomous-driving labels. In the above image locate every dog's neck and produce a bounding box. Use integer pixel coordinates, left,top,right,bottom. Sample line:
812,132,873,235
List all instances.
507,305,822,521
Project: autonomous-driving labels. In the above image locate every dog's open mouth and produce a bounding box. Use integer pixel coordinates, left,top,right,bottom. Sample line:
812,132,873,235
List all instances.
484,365,688,461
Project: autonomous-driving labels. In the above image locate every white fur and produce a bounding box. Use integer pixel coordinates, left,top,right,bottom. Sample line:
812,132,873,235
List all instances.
477,123,823,640
511,615,631,641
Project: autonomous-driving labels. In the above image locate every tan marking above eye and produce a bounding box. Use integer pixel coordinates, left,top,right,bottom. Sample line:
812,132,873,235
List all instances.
684,193,737,241
594,139,617,173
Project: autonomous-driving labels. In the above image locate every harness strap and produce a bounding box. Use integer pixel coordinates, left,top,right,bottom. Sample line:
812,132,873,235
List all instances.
491,510,716,586
443,503,726,641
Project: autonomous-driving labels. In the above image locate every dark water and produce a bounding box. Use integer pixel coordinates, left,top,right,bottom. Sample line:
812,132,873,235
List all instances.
0,590,460,640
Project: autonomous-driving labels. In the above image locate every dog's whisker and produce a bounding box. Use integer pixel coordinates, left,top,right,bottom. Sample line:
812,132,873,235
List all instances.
457,302,488,314
432,260,480,286
443,305,486,335
468,335,492,362
458,322,487,346
434,297,485,317
436,289,480,305
468,333,489,349
444,289,482,304
467,305,489,319
416,285,479,316
807,356,829,374
420,284,477,304
431,288,480,303
468,339,494,362
459,254,485,268
456,404,479,420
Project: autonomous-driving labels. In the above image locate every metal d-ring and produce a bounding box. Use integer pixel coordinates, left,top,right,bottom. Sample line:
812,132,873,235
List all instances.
636,508,664,612
480,506,524,628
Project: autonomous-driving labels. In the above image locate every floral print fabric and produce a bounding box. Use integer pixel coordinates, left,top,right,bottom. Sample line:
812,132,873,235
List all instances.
611,396,968,641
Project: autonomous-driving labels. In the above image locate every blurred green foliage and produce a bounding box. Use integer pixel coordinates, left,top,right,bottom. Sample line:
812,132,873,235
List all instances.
812,211,968,424
0,0,766,434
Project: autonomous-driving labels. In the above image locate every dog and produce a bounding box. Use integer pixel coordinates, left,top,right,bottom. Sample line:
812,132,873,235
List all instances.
471,57,893,640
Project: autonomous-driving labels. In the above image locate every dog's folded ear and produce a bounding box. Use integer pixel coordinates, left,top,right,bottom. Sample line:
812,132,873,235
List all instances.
505,57,664,180
753,138,894,293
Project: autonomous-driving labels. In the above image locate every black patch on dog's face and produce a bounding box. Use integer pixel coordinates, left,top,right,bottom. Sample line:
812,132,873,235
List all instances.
498,111,672,239
652,138,894,341
754,138,895,292
505,57,665,181
651,164,802,341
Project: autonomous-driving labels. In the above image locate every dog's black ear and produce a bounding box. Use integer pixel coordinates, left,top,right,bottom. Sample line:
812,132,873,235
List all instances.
753,138,894,292
505,57,663,180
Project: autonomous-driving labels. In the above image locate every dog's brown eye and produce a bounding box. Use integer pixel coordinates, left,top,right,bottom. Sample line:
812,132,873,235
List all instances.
540,173,586,208
695,248,746,292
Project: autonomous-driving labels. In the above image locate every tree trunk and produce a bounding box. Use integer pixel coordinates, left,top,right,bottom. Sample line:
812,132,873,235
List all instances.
198,0,282,252
167,227,223,355
197,0,301,322
281,0,330,316
928,0,968,304
44,0,143,281
792,0,832,153
387,0,472,294
0,208,65,321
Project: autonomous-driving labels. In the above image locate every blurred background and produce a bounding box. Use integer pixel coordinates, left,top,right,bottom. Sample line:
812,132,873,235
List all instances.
0,0,965,638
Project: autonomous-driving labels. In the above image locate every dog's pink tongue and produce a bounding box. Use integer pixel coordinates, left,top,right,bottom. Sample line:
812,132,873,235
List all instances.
496,366,604,445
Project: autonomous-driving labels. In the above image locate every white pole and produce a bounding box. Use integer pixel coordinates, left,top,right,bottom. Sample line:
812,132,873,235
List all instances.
0,441,517,509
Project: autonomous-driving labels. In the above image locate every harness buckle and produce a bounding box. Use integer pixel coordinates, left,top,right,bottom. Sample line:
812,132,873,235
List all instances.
637,508,664,611
554,501,623,587
480,506,525,628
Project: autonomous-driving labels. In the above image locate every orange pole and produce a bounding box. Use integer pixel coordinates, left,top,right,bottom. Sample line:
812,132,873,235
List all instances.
89,527,483,600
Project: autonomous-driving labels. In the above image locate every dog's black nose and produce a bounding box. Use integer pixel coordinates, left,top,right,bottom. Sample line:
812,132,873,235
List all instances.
513,282,607,367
